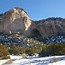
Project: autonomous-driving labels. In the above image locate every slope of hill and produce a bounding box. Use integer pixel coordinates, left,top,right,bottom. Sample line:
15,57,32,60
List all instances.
0,7,65,43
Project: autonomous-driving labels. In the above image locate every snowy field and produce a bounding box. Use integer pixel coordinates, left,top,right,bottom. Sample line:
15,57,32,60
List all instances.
0,55,65,65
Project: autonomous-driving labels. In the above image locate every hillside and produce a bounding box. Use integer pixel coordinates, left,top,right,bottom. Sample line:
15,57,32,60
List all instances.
0,7,65,43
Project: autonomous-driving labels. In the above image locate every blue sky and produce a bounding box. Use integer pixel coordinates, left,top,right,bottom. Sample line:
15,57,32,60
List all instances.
0,0,65,20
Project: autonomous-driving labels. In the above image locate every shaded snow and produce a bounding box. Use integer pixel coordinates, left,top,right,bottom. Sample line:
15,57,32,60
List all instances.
0,55,65,65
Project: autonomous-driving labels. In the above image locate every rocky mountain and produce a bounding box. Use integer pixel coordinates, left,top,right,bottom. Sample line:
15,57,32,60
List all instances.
0,7,65,40
0,7,32,36
34,17,65,38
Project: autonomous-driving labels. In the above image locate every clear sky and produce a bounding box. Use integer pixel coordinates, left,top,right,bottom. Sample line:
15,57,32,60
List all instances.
0,0,65,20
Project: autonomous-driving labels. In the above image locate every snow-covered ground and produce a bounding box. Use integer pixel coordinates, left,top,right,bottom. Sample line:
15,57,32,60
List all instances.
49,60,65,65
0,59,9,65
0,55,65,65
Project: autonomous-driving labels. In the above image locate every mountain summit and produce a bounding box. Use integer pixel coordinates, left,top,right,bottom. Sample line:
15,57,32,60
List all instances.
0,7,32,36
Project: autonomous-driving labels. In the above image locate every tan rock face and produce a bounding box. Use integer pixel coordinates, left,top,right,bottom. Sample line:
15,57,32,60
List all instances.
0,7,32,35
0,8,65,38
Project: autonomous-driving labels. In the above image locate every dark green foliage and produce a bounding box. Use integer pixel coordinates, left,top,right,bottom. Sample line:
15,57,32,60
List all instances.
8,44,26,55
39,44,65,57
47,44,61,56
8,44,18,55
0,44,10,59
25,48,36,56
59,48,65,55
39,45,48,56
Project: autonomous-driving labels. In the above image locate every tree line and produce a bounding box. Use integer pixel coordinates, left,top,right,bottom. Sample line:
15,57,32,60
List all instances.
1,43,65,59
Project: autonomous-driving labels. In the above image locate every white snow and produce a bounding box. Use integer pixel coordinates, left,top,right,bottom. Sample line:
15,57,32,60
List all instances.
0,55,65,65
10,55,22,59
49,60,65,65
0,59,9,65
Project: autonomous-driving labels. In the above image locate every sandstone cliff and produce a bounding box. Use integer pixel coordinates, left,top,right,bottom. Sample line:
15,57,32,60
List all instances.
0,7,65,39
0,7,32,36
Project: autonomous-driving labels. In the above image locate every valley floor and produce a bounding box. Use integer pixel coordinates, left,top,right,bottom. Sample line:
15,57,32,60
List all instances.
0,55,65,65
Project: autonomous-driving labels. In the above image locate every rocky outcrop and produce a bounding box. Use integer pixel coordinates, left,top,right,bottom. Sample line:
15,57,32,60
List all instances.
0,7,32,35
35,18,65,38
0,7,65,39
